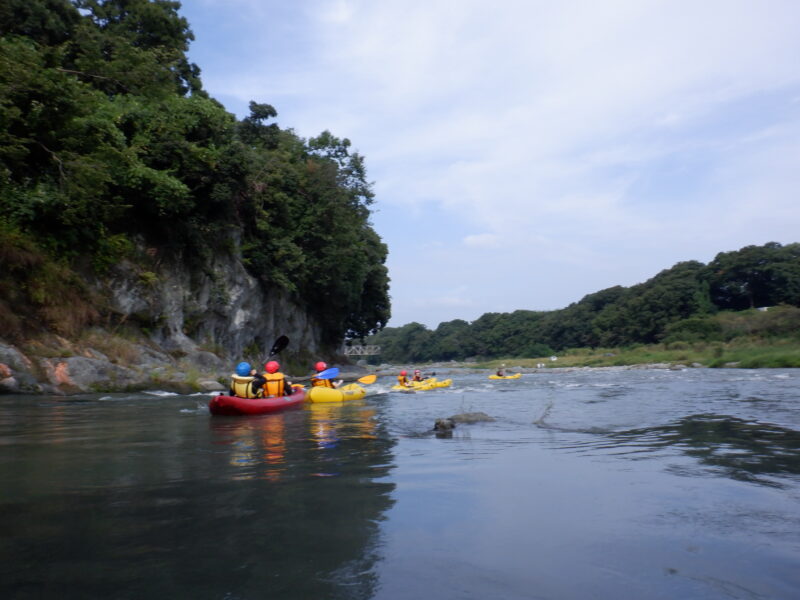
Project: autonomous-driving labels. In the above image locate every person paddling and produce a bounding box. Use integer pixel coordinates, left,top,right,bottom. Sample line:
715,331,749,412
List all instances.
229,362,265,398
262,360,294,397
310,361,342,388
397,370,412,387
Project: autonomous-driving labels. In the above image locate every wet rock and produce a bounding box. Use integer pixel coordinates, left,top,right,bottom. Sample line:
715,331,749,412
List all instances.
434,417,456,431
431,412,495,438
450,412,495,424
0,376,20,393
40,356,142,393
197,379,225,392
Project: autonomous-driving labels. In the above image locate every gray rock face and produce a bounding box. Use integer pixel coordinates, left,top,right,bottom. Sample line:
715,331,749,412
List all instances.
39,356,141,393
96,247,323,358
1,242,330,395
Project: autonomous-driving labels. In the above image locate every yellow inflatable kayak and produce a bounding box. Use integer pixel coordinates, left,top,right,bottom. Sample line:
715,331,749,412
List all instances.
392,377,452,391
306,383,366,403
488,373,521,380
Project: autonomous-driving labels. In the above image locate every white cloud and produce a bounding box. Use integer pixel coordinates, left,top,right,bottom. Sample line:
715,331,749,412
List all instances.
183,0,800,327
463,233,500,248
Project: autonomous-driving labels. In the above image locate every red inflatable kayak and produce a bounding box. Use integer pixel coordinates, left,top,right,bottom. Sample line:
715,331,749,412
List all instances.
209,385,306,416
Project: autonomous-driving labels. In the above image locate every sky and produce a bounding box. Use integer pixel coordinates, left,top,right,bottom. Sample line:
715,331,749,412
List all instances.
178,0,800,329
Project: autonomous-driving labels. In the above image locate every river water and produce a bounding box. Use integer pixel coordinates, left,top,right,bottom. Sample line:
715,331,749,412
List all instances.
1,368,799,599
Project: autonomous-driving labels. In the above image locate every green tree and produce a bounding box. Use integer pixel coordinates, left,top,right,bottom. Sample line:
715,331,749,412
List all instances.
1,0,391,347
705,242,800,310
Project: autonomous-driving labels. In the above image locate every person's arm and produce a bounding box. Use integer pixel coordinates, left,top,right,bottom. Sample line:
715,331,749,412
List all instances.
251,371,266,396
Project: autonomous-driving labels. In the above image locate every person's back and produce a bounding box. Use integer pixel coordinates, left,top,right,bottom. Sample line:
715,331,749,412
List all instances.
230,362,264,398
262,360,292,397
310,361,340,388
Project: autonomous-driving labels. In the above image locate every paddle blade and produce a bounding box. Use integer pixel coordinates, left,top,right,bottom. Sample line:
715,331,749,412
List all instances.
357,374,377,384
268,335,289,357
315,367,340,380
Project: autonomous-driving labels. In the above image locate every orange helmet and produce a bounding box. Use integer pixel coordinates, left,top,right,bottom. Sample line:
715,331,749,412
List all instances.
400,370,407,376
265,361,280,374
315,361,327,372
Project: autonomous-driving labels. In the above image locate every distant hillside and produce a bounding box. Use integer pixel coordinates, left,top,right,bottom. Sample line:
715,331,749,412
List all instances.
366,242,800,363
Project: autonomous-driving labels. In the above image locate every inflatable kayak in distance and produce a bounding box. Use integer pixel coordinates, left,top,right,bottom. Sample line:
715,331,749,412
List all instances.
488,373,522,380
392,377,452,391
209,385,306,416
306,383,367,403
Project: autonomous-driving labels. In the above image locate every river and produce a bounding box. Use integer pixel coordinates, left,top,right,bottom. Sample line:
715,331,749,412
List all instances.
1,368,798,599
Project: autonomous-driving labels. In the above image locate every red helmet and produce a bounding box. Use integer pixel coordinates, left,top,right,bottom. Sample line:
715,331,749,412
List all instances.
265,361,280,374
400,370,407,376
315,361,327,372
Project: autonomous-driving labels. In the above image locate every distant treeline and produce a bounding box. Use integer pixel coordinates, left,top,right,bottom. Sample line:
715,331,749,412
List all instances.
0,0,390,343
367,242,800,362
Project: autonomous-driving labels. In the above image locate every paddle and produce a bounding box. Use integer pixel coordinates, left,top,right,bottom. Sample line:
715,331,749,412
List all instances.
298,371,376,384
268,335,289,357
314,367,340,380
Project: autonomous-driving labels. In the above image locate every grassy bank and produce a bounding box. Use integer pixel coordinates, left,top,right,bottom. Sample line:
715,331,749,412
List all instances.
474,338,800,370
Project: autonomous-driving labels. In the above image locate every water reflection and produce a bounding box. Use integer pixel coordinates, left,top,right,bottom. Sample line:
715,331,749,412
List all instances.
208,415,290,481
1,398,397,600
308,402,378,448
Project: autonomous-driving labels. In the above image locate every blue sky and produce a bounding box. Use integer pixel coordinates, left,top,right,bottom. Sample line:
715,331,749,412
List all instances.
179,0,800,329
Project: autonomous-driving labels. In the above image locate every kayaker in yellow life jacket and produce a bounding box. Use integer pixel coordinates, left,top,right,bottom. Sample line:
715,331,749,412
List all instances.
229,362,265,398
397,370,411,387
262,361,294,397
310,361,342,388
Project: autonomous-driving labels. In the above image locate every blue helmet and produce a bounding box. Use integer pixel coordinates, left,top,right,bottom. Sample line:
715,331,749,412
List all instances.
236,361,251,376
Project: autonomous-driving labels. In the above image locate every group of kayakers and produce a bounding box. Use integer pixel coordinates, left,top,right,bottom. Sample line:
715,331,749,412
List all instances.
396,369,428,388
229,360,342,399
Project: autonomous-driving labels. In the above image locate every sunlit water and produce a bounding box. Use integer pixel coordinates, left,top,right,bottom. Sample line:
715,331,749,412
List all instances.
1,369,799,599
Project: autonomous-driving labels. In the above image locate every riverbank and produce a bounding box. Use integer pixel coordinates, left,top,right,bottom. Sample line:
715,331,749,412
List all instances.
470,338,800,370
369,338,800,375
3,331,798,396
0,331,367,396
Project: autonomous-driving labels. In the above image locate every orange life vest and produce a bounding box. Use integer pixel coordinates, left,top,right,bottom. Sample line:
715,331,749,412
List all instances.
311,377,334,388
397,375,409,386
262,372,287,397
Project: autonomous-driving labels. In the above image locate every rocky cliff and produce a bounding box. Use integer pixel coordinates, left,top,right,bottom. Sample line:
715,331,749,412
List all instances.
0,243,327,395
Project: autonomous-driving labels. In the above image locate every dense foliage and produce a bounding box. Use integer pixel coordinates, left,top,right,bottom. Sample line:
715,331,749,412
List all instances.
367,243,800,362
0,0,390,343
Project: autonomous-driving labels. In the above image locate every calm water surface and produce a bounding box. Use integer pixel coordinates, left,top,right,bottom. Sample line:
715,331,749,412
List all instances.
1,368,799,599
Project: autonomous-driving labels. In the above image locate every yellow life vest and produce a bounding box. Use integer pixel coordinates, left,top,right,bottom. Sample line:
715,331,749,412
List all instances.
397,375,409,386
230,374,261,399
263,372,287,397
311,377,334,388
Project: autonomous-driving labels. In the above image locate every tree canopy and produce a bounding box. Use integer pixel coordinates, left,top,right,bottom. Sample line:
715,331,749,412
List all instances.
0,0,390,344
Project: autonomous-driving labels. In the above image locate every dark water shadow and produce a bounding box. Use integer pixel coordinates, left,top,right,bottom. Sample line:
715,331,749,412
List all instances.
0,408,398,600
543,413,800,488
